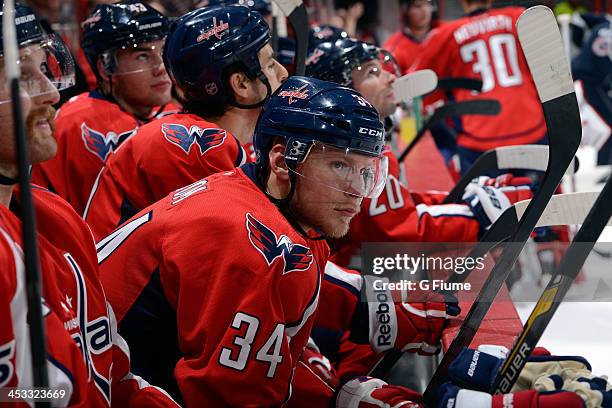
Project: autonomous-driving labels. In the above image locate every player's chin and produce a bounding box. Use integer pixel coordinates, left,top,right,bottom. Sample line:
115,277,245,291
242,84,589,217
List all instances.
319,217,352,239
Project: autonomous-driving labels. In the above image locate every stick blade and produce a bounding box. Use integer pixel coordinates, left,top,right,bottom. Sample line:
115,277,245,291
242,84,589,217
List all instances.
392,69,438,102
517,6,574,103
270,0,301,16
514,192,612,228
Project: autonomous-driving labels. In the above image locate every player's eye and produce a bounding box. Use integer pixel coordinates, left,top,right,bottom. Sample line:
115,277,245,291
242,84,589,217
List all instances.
368,67,380,77
136,53,149,62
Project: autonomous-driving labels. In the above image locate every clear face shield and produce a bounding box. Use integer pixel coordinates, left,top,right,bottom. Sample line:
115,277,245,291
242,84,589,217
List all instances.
0,33,75,106
290,141,388,199
107,38,166,77
353,49,401,82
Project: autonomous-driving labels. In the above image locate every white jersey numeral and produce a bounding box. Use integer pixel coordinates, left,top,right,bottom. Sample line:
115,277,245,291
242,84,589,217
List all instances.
255,323,285,378
460,34,523,92
369,175,405,216
219,312,260,371
219,312,286,378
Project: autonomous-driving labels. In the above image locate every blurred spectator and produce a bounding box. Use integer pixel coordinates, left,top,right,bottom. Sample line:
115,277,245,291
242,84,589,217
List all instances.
384,0,434,74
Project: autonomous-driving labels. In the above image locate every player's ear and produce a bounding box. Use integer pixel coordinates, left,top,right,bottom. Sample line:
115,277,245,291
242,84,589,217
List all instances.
96,59,111,84
268,143,290,181
228,71,250,103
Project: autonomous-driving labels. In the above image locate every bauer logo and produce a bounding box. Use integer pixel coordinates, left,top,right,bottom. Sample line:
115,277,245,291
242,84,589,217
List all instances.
359,127,383,138
197,17,229,42
15,14,35,25
278,84,310,104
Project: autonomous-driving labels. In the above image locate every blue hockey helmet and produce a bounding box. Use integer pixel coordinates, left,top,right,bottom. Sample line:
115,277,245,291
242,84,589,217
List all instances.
193,0,271,16
254,76,388,198
81,0,169,78
309,24,348,52
0,2,44,55
306,38,398,87
0,2,75,103
163,5,271,113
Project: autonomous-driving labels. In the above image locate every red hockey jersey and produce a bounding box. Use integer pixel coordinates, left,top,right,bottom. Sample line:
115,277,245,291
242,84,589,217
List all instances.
411,7,547,152
31,90,179,216
383,31,422,75
0,187,179,407
83,112,247,241
97,164,330,407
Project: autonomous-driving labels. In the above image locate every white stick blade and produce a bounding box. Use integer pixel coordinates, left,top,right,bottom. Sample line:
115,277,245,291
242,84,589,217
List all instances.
514,192,611,227
495,145,577,175
392,69,438,102
270,0,300,16
517,6,574,103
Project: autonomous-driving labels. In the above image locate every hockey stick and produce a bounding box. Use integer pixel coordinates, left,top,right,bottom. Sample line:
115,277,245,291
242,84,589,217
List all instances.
437,77,483,92
493,181,612,393
368,190,602,379
392,69,438,103
271,0,308,75
421,7,581,406
443,145,580,204
397,99,501,163
2,0,50,399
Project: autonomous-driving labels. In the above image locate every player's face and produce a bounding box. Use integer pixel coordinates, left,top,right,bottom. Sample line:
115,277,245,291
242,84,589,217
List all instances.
20,44,60,165
290,148,373,239
352,59,397,119
0,65,32,147
407,0,432,30
112,39,172,110
256,44,288,97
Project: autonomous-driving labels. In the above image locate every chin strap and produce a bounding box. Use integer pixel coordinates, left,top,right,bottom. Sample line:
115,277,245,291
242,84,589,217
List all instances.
0,173,17,185
229,72,272,110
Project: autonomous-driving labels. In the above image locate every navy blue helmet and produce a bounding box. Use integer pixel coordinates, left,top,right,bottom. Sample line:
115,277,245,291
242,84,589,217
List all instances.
306,38,386,87
81,0,169,78
254,76,385,182
163,5,271,111
0,2,44,55
309,25,348,52
194,0,271,16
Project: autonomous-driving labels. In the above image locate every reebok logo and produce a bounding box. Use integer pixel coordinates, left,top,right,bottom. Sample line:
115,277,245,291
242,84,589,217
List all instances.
373,288,393,348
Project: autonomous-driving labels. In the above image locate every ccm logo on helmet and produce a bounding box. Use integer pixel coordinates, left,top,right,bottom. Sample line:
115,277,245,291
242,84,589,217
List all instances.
359,127,383,138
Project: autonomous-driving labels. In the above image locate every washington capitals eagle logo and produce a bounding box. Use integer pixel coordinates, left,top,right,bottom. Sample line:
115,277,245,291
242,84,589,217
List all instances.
246,213,314,275
161,123,227,155
81,123,136,162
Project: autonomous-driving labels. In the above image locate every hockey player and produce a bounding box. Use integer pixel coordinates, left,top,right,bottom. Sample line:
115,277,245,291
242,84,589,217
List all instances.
83,4,288,240
411,0,548,174
0,4,179,406
30,0,178,216
384,0,434,74
96,76,463,407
